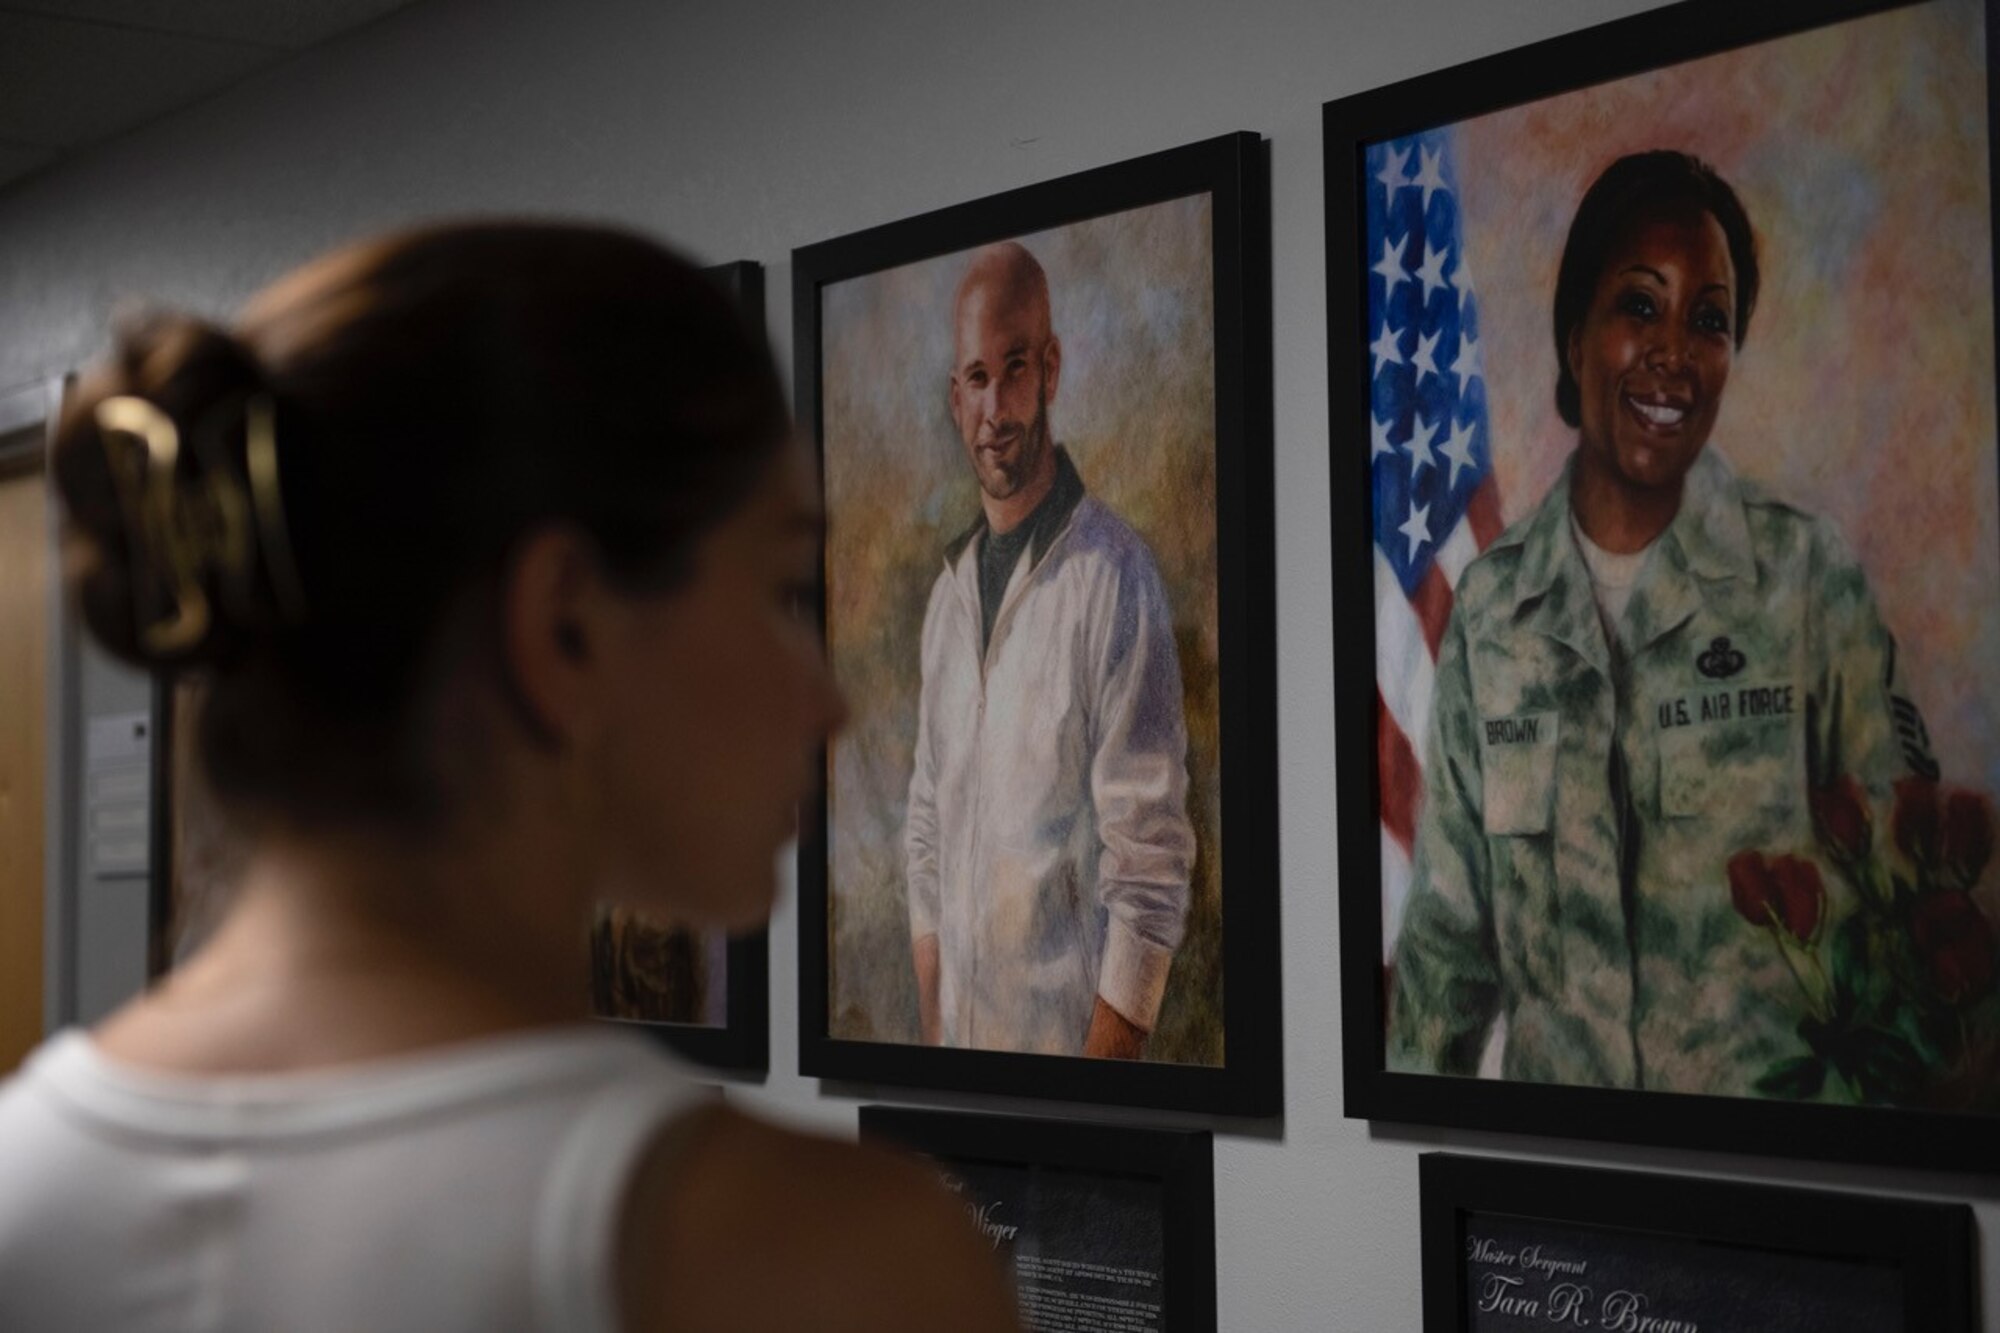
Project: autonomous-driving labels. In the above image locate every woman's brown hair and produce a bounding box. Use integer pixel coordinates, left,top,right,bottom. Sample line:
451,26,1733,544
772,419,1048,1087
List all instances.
56,222,788,830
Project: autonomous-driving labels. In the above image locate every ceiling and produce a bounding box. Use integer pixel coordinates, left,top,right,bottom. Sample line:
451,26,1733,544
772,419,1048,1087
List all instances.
0,1,428,194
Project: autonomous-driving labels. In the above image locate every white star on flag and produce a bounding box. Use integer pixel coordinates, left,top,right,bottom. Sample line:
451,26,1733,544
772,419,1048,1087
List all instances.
1398,499,1432,561
1404,411,1439,478
1372,235,1410,299
1415,241,1452,303
1410,328,1441,385
1440,417,1479,489
1367,131,1504,974
1413,144,1450,212
1449,330,1482,390
1370,320,1406,376
1371,412,1396,459
1376,144,1411,194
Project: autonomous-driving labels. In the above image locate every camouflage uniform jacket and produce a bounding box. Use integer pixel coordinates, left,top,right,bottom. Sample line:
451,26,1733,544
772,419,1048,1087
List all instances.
1388,448,1924,1093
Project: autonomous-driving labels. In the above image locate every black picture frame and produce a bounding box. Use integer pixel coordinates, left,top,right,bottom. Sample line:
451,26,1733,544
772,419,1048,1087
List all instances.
1420,1153,1976,1332
148,262,773,1076
592,923,768,1073
860,1105,1215,1333
1329,0,2000,1172
793,132,1278,1115
589,259,770,1075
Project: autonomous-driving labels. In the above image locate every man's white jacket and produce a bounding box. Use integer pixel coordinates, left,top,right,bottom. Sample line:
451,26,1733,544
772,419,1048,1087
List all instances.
904,481,1194,1054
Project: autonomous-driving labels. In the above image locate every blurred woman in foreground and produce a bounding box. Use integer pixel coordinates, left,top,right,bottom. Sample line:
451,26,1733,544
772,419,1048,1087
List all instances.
0,222,1017,1333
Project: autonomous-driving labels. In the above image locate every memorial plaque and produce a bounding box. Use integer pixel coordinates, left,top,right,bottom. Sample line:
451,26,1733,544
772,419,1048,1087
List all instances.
1421,1154,1974,1333
937,1158,1165,1331
861,1107,1213,1333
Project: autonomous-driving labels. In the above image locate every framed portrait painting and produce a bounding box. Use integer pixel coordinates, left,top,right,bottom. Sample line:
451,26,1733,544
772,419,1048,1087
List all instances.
1330,0,2000,1169
795,134,1278,1114
1420,1153,1975,1332
585,260,770,1073
149,262,773,1074
860,1106,1216,1333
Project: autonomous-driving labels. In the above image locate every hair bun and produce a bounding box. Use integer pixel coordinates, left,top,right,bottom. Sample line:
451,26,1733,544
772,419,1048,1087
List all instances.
54,315,305,671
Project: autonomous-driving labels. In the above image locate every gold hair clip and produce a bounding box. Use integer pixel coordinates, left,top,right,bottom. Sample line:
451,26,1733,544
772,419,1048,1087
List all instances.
93,391,308,655
95,395,213,655
245,394,307,624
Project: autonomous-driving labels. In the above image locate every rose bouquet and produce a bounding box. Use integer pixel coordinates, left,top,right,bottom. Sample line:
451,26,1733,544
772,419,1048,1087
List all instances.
1731,776,1999,1107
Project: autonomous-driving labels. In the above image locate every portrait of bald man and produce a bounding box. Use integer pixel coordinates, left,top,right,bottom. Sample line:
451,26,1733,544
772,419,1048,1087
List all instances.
902,241,1197,1059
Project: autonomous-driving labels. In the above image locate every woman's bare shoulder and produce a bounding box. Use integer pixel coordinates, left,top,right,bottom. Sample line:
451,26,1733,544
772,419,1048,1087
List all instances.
617,1105,1019,1333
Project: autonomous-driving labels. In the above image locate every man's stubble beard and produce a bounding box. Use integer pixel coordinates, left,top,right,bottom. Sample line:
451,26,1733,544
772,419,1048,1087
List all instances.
975,394,1052,501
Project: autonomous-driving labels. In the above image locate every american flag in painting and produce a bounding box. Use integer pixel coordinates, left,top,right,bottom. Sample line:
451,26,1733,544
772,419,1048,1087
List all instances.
1369,131,1505,960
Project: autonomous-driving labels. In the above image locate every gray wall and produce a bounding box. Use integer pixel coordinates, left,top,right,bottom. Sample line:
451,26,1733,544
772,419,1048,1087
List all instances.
5,0,1991,1325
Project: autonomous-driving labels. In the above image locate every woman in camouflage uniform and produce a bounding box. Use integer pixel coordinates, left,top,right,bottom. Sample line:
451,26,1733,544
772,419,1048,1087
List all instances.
1388,151,1925,1095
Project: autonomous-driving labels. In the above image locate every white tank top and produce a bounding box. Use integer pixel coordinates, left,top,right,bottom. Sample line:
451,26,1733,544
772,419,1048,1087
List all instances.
0,1025,712,1332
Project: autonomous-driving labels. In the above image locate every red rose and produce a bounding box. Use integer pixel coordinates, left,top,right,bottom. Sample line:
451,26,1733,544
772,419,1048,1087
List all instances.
1809,776,1872,863
1728,851,1779,928
1941,790,1995,889
1912,890,1998,1004
1768,855,1825,942
1894,777,1942,868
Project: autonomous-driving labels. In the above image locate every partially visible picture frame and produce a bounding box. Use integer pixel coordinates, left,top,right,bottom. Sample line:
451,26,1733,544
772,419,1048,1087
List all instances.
1420,1153,1976,1332
148,261,774,1075
1329,0,2000,1171
588,898,768,1073
860,1106,1215,1333
585,259,769,1074
795,132,1279,1115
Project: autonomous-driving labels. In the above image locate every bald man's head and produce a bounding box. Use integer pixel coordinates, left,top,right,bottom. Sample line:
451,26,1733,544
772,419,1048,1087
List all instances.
948,243,1062,506
952,242,1053,364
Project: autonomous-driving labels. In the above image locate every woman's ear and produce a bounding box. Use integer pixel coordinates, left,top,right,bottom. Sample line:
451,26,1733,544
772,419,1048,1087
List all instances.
501,525,606,748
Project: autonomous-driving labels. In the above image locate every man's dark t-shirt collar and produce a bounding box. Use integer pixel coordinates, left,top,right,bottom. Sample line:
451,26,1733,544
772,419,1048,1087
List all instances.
964,446,1087,655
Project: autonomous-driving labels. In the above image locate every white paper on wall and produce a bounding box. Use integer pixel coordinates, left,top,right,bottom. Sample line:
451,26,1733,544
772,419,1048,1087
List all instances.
85,711,151,880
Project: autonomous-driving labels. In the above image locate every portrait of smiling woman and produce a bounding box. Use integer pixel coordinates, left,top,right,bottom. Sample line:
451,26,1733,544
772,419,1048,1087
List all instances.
1387,151,1936,1098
